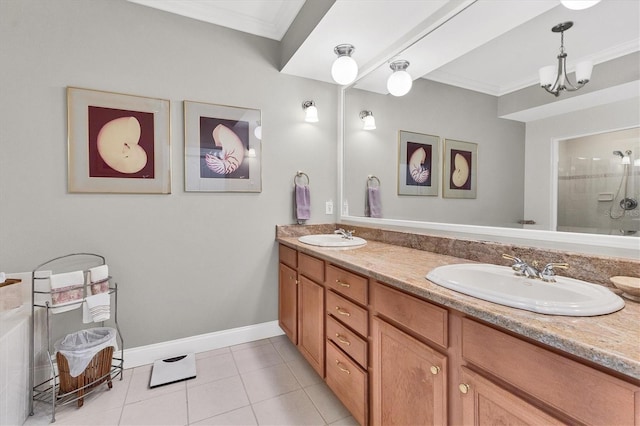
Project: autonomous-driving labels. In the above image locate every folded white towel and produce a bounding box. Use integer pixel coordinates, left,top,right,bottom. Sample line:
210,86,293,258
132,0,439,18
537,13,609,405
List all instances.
83,293,110,323
49,270,84,289
88,265,108,283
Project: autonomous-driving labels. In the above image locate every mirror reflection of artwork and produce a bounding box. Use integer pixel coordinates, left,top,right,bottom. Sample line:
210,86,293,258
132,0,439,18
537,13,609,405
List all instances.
88,106,155,178
199,117,249,179
398,131,439,196
406,142,432,186
449,149,472,190
443,139,477,199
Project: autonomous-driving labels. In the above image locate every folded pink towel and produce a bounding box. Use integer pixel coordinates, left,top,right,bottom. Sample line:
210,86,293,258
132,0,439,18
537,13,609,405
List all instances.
49,271,84,309
295,183,310,223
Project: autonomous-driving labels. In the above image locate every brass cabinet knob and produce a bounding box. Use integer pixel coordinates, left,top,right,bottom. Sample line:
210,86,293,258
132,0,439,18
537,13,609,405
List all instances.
336,280,351,288
459,383,470,394
336,360,351,375
430,366,440,375
335,306,351,317
335,333,351,346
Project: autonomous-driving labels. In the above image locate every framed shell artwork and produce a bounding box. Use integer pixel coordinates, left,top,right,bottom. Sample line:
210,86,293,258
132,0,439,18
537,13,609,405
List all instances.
443,138,477,199
184,101,262,192
397,130,440,196
67,87,171,194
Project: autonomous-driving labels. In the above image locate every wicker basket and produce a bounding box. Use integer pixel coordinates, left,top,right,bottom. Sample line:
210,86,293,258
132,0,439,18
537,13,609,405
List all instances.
56,346,114,407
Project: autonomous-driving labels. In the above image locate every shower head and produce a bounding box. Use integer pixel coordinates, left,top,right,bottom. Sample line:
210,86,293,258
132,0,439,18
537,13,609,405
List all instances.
613,150,624,158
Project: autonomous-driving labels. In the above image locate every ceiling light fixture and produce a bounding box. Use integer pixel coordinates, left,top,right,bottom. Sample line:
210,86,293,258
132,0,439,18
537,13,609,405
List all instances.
331,44,358,85
560,0,601,10
539,21,592,97
387,60,412,97
302,100,319,123
359,111,376,130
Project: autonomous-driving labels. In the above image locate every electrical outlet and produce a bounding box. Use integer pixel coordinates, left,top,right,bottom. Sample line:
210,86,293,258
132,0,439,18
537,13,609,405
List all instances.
325,201,334,214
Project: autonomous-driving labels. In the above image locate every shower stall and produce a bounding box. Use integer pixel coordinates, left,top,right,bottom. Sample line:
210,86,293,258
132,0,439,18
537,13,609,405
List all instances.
557,127,639,236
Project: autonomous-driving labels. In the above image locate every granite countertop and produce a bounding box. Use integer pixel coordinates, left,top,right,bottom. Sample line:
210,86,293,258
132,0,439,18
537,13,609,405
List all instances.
278,236,640,381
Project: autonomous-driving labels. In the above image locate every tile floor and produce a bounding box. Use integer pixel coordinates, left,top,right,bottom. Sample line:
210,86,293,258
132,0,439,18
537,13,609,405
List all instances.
24,336,357,425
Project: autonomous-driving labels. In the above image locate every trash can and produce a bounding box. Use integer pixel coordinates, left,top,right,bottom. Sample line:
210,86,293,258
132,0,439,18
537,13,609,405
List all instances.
54,327,117,407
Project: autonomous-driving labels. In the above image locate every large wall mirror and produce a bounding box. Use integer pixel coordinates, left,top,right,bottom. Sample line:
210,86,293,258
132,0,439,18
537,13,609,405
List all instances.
339,0,639,258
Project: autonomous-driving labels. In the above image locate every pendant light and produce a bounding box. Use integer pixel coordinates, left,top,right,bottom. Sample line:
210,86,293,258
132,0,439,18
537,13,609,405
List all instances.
331,44,358,85
560,0,601,10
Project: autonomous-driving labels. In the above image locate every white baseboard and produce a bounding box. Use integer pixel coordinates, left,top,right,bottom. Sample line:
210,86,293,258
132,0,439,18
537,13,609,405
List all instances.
121,320,284,369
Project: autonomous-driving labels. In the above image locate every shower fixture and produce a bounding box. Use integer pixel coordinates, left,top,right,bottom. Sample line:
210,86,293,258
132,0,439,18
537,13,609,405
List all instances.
609,149,637,219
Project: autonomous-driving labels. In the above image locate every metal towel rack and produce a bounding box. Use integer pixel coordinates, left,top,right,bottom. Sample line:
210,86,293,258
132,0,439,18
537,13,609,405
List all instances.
294,171,310,186
367,175,380,188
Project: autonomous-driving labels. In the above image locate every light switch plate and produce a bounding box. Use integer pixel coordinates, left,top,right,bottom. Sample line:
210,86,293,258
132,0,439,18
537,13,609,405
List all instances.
325,201,333,214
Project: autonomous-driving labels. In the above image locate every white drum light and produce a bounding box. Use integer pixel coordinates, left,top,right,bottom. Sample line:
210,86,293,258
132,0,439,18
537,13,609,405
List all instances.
331,44,358,85
539,22,592,97
387,60,412,97
359,111,376,130
560,0,601,10
302,100,319,123
254,121,262,140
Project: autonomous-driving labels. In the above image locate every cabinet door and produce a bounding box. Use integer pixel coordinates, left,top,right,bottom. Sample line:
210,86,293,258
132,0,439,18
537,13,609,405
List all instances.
459,367,562,426
278,263,297,344
298,275,325,377
372,317,447,426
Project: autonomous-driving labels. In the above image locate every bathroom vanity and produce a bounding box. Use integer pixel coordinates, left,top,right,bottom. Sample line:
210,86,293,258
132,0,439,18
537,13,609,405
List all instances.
277,229,640,425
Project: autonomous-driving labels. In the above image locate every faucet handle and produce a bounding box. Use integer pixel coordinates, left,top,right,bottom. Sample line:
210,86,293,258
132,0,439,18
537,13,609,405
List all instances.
502,254,527,275
540,263,569,282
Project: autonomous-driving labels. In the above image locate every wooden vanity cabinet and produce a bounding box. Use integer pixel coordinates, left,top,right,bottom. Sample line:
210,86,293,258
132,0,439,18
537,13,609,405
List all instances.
278,245,298,343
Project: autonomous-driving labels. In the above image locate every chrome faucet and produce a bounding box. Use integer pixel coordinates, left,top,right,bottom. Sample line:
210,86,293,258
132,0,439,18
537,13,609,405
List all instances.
502,254,569,282
334,228,354,239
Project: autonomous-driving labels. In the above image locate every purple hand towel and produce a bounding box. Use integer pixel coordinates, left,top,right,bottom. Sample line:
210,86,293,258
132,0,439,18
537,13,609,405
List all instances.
365,186,382,218
295,183,311,222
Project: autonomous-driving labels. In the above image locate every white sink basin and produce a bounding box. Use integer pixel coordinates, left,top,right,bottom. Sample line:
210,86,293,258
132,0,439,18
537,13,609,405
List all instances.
426,263,624,316
298,234,367,248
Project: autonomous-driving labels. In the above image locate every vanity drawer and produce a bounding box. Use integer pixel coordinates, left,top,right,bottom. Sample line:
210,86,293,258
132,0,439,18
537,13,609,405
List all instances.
327,290,368,337
462,318,639,426
326,315,367,368
299,252,324,283
326,264,368,305
372,282,448,349
326,341,367,426
279,244,297,268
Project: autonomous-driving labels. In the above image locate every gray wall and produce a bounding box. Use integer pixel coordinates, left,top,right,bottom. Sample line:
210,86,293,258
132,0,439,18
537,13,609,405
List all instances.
0,0,338,347
344,79,526,227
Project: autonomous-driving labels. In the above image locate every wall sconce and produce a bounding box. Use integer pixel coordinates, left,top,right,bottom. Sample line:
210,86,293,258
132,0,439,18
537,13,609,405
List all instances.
254,121,262,140
247,148,256,158
387,60,412,97
302,100,319,123
359,111,376,130
331,44,358,85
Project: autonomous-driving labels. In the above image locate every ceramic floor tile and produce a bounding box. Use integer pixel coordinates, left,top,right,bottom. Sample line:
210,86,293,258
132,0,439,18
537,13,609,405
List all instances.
229,338,272,352
285,357,323,388
190,406,257,425
304,382,351,424
196,347,231,360
251,389,325,426
241,363,301,404
271,335,304,363
120,389,188,425
125,364,186,404
47,405,123,426
231,343,284,374
187,352,238,388
328,415,359,425
187,375,250,424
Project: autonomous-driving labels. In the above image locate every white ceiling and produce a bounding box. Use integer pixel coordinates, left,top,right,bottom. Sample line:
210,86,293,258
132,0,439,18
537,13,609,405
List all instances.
129,0,639,97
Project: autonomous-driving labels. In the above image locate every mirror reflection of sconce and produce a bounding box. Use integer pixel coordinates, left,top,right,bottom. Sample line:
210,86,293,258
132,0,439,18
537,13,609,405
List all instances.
247,148,256,158
332,44,358,85
387,60,412,97
359,110,376,130
254,121,262,140
302,100,319,123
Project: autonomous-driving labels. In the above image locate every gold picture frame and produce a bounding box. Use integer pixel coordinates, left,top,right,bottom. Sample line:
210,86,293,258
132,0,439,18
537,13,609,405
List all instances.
67,87,171,194
443,138,477,199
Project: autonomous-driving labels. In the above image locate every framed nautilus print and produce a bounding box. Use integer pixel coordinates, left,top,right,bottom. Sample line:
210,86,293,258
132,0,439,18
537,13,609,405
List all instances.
398,130,440,196
184,101,261,192
67,87,171,194
443,139,477,199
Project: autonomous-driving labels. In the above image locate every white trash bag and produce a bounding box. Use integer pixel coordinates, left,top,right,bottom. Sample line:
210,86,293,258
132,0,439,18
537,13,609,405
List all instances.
55,327,117,377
